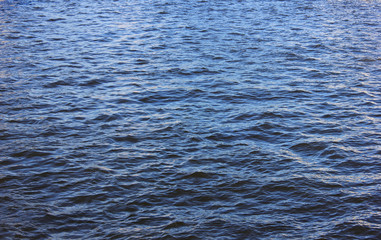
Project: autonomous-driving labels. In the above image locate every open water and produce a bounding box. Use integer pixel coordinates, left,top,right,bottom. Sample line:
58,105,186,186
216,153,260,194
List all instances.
1,0,380,239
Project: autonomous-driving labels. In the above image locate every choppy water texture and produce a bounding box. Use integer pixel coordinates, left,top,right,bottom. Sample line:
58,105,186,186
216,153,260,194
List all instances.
1,0,381,239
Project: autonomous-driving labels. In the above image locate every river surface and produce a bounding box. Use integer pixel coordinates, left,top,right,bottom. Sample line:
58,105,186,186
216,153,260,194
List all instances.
1,0,380,239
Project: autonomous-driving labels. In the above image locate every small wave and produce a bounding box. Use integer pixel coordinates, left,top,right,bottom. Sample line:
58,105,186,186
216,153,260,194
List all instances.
112,135,139,143
179,171,214,179
166,67,219,76
163,221,189,229
43,80,73,88
79,79,103,86
290,141,329,156
10,150,51,158
93,113,122,122
47,18,66,22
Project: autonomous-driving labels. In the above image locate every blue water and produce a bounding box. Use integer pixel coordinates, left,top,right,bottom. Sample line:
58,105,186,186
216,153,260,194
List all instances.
1,0,380,239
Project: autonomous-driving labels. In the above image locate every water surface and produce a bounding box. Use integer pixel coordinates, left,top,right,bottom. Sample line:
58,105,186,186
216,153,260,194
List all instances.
1,0,380,239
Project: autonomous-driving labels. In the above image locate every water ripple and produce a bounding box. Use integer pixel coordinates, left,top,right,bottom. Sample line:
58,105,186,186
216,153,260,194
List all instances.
1,0,380,239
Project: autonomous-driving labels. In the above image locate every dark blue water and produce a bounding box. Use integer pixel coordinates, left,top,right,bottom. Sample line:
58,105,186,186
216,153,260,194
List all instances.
1,0,380,239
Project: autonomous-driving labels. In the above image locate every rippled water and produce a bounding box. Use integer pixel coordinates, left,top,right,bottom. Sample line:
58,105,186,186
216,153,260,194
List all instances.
1,0,380,239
